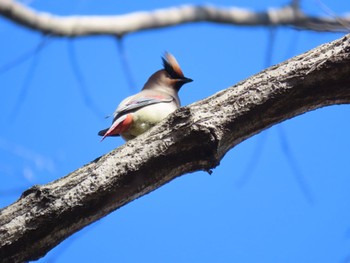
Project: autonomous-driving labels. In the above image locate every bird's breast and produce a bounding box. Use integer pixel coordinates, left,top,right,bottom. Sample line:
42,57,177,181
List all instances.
121,102,178,140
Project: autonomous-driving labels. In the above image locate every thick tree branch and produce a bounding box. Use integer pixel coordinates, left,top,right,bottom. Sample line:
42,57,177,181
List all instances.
0,0,349,37
0,33,350,262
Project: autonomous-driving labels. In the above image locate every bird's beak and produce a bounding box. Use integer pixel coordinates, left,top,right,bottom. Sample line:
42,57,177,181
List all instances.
180,77,193,83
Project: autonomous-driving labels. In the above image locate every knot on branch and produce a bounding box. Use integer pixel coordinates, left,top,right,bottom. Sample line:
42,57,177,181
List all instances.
21,185,55,208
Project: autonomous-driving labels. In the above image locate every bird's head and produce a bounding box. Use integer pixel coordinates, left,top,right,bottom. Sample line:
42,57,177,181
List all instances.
143,52,193,91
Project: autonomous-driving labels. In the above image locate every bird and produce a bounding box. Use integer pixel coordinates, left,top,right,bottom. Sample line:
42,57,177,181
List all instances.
98,52,193,141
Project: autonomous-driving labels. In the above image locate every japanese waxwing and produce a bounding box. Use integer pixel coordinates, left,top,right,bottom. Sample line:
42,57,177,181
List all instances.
98,52,192,141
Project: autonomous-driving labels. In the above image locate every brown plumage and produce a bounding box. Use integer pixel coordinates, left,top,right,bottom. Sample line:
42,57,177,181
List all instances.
162,52,185,79
98,52,192,141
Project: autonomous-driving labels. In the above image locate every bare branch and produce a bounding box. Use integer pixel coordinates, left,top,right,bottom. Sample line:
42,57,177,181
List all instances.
0,0,349,37
1,33,350,262
315,0,350,31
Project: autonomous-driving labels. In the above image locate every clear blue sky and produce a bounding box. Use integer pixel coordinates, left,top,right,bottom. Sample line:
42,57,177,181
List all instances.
1,0,350,262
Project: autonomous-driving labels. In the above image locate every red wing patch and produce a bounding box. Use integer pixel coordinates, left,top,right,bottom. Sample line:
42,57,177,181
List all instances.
101,114,133,141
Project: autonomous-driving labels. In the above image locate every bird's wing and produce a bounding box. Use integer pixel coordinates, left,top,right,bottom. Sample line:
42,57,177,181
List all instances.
98,95,174,139
100,114,133,141
114,95,174,120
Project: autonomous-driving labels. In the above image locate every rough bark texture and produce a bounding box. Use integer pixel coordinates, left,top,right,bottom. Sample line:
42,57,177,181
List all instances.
0,0,349,37
0,33,350,262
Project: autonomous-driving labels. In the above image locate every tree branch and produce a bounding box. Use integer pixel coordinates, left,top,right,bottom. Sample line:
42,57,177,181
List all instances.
1,32,350,262
0,0,349,37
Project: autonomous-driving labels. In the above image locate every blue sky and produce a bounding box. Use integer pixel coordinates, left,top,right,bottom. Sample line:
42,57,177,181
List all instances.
1,0,350,262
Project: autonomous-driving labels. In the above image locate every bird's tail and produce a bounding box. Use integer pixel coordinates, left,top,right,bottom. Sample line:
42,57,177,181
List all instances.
98,128,108,136
98,128,120,141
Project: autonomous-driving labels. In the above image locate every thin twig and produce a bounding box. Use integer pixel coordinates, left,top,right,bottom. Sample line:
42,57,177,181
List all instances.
115,37,137,93
0,35,50,74
67,40,105,118
8,46,41,121
277,125,314,204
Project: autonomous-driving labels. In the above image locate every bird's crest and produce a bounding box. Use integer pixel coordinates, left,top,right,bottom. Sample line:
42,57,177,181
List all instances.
162,52,184,79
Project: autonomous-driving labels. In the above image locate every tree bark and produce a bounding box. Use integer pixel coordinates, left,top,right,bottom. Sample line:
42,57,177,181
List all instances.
0,0,349,37
0,32,350,262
